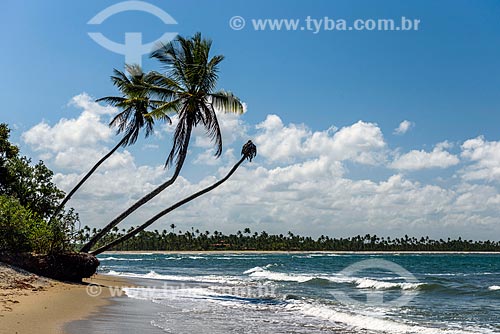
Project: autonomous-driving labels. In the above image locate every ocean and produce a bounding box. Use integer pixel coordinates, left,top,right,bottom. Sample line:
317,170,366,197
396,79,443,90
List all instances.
68,253,500,334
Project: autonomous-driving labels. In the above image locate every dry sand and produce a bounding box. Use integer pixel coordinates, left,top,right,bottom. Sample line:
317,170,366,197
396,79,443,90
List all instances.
0,262,128,334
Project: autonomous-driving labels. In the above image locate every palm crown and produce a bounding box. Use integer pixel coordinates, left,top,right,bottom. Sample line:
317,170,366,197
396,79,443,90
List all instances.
97,64,170,147
148,32,244,171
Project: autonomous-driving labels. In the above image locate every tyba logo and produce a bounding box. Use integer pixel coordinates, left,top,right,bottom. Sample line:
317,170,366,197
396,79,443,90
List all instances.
88,1,178,66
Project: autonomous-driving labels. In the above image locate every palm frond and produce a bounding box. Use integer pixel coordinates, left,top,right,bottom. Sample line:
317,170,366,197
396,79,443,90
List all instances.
200,103,223,157
96,96,126,106
147,99,182,123
210,90,244,114
166,105,192,170
149,33,243,170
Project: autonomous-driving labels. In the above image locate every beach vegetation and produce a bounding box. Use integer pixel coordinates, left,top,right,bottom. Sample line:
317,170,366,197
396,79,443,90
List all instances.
0,124,78,254
80,228,500,252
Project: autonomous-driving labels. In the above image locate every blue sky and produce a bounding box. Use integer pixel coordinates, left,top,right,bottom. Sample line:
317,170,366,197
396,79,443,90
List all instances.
2,0,500,239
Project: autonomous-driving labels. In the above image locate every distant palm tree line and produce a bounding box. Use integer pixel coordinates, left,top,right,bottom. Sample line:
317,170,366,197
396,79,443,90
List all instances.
77,226,500,252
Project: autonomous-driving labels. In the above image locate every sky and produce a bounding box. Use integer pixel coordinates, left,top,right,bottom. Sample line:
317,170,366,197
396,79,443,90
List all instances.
2,0,500,240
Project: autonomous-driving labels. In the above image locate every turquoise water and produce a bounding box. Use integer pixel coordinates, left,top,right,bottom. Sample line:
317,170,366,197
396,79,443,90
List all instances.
97,253,500,333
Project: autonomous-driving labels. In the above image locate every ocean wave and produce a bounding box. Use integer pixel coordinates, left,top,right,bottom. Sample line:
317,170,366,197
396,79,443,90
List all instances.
354,278,424,290
242,264,276,274
424,272,500,277
104,270,240,284
98,257,144,261
245,267,315,283
245,267,424,290
123,285,281,311
292,253,343,259
248,270,314,283
291,301,494,334
123,286,213,301
243,266,264,274
488,285,500,291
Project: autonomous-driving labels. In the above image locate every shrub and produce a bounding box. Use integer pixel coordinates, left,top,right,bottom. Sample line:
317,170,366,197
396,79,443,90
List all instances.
0,195,40,252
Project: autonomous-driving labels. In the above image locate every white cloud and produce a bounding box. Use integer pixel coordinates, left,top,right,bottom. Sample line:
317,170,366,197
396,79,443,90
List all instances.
21,93,128,172
19,94,500,240
22,93,115,153
394,120,413,135
255,116,386,165
460,136,500,182
390,142,459,170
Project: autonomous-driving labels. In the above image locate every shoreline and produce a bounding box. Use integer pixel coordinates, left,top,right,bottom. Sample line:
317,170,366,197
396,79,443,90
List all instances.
0,264,130,334
102,250,500,255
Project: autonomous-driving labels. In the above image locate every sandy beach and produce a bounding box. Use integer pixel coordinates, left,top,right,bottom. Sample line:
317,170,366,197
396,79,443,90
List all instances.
0,262,128,334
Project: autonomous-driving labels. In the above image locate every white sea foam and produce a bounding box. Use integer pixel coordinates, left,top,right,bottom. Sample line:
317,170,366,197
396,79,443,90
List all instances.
103,270,240,284
242,264,276,275
291,301,492,334
122,286,222,304
244,267,423,290
354,278,424,290
99,257,143,261
488,285,500,291
243,266,264,274
309,253,342,257
424,272,499,277
246,267,314,283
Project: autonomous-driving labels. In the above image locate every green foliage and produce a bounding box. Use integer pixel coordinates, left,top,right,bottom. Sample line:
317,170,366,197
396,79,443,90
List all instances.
0,124,20,192
80,226,500,252
3,156,64,218
0,195,54,253
0,123,79,254
0,195,35,251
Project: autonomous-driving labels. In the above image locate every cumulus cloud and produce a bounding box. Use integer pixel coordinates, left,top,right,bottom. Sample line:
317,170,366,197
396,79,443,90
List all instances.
156,165,500,239
390,142,459,170
461,136,500,182
394,120,413,135
21,93,131,172
19,94,500,239
22,93,115,152
255,116,386,165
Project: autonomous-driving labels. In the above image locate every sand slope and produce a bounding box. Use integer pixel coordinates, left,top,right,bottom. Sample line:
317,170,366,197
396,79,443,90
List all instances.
0,262,126,334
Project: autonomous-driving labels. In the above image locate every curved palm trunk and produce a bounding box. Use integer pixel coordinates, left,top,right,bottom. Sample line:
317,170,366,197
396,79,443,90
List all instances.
90,155,246,255
51,136,128,220
80,125,193,253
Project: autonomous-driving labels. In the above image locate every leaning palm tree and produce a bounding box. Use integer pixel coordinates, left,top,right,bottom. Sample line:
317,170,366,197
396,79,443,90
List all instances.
90,140,256,255
81,33,244,253
52,65,165,220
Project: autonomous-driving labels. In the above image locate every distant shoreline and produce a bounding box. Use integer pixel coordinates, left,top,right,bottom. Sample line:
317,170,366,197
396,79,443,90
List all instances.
102,250,500,255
